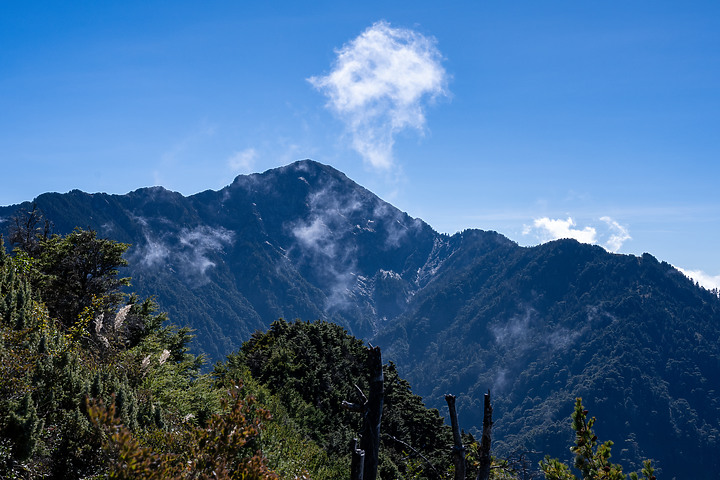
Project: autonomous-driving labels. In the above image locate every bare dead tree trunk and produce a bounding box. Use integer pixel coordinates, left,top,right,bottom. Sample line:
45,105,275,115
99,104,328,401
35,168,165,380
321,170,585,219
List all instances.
363,346,383,480
343,346,384,480
445,394,466,480
477,390,493,480
351,438,365,480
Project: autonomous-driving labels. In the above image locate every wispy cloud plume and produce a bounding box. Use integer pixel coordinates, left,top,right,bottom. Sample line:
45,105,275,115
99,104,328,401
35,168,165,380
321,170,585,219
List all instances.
309,21,448,170
132,222,234,287
677,267,720,292
178,226,234,280
137,238,171,267
289,183,363,310
523,216,631,252
228,148,257,174
525,217,597,244
600,216,631,252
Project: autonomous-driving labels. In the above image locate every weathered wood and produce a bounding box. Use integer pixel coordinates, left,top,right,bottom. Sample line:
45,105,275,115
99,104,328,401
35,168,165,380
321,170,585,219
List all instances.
362,345,384,480
445,394,466,480
343,346,384,480
350,438,365,480
342,384,367,413
477,390,493,480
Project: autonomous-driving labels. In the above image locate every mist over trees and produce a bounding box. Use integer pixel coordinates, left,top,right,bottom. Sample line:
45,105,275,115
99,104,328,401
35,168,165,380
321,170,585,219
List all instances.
1,161,719,478
0,223,664,479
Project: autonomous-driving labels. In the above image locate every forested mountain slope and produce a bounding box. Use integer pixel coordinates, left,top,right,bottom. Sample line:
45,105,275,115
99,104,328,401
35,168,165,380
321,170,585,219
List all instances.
0,232,459,479
2,159,719,478
1,160,439,360
376,235,720,478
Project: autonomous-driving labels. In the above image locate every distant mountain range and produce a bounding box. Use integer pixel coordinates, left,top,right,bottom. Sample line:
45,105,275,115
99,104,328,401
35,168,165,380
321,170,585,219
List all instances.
2,159,719,478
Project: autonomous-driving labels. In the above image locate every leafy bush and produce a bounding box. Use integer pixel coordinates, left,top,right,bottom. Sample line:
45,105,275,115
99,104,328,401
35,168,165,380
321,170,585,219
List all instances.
88,386,278,479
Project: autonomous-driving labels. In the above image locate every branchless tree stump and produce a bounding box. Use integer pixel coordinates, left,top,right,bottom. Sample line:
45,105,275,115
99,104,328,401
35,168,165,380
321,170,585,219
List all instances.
477,390,493,480
445,390,493,480
445,394,466,480
343,345,384,480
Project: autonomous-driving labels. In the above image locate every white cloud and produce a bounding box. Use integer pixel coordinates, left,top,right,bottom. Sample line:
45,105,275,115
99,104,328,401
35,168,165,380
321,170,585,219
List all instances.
491,308,534,346
677,267,720,292
228,148,257,173
132,223,234,286
600,216,632,253
526,217,597,244
138,238,170,267
289,181,364,311
523,216,631,252
178,226,234,279
309,20,447,170
293,217,333,256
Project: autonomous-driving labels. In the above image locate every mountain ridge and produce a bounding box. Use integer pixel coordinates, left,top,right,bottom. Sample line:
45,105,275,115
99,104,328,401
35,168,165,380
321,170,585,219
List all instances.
1,160,451,356
2,159,719,478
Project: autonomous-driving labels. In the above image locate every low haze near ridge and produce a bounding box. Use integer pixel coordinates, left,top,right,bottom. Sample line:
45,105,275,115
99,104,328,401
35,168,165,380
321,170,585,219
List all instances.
1,1,718,289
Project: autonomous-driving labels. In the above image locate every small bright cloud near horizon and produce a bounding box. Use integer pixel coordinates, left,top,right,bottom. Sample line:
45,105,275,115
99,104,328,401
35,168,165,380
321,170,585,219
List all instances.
524,216,719,294
228,148,258,173
308,21,448,171
678,268,720,293
1,2,719,291
523,216,631,253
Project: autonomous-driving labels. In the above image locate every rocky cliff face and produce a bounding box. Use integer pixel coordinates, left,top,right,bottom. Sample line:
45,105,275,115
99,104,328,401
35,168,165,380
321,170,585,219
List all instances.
0,160,450,357
2,159,719,478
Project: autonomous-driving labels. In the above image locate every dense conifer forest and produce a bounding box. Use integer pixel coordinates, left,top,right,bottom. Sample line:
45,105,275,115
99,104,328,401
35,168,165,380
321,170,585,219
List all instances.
0,221,662,479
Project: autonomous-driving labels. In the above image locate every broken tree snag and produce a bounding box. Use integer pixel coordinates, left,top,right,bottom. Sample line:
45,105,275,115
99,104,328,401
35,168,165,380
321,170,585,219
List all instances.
342,384,368,413
342,346,384,480
363,345,384,480
477,390,493,480
350,438,365,480
444,394,466,480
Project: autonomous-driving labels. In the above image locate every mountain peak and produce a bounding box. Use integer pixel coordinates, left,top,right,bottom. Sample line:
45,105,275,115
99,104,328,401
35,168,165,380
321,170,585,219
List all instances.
229,159,354,193
2,162,719,478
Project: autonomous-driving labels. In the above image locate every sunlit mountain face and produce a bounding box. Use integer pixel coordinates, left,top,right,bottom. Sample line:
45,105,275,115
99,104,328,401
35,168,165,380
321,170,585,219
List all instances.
2,159,719,478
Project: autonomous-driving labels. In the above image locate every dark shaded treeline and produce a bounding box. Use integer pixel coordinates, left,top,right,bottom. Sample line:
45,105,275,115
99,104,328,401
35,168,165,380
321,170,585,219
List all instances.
0,231,470,478
2,160,719,478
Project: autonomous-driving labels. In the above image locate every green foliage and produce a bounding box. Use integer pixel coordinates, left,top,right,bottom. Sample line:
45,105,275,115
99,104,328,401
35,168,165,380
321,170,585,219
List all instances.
7,203,51,257
0,222,671,479
88,386,279,480
220,319,454,479
539,399,656,480
3,393,44,461
214,360,347,479
229,319,369,449
34,228,131,327
382,362,453,477
2,227,343,479
628,462,655,480
0,229,225,478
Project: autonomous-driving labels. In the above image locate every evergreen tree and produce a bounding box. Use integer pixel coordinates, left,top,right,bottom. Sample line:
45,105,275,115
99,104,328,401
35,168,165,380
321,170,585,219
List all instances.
221,319,455,479
540,398,656,480
35,228,130,327
8,203,51,257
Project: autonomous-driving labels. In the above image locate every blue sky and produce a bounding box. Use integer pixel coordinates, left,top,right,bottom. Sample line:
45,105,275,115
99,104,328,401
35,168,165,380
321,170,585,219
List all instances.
2,1,719,289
